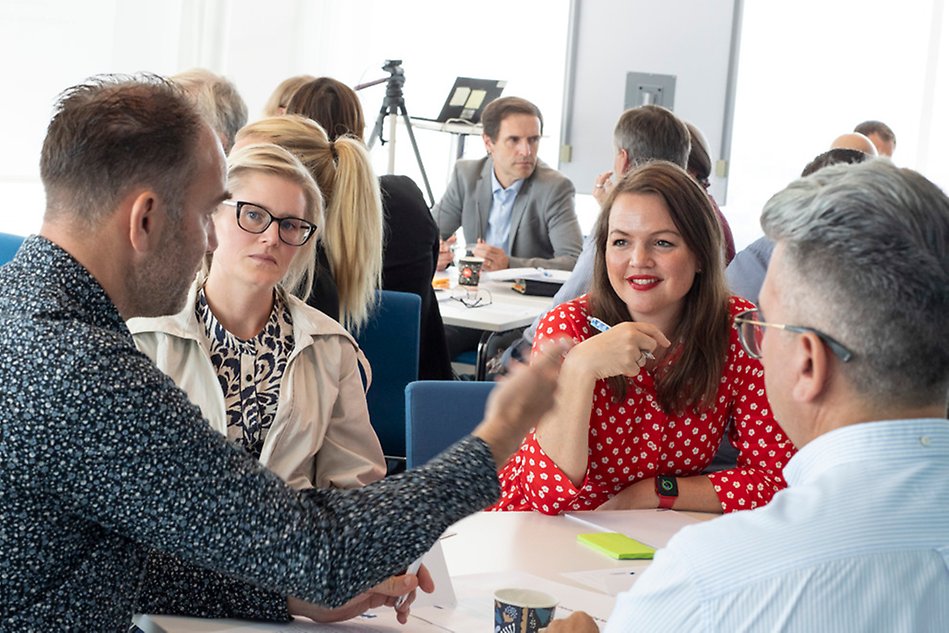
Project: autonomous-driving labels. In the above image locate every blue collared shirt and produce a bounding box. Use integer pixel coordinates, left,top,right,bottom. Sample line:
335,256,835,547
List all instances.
483,170,524,249
606,418,949,632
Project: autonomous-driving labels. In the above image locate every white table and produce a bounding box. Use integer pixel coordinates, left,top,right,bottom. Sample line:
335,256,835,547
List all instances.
435,274,552,379
137,509,711,632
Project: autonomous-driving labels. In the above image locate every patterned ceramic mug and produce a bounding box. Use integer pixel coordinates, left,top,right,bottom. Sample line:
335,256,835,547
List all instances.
494,588,558,633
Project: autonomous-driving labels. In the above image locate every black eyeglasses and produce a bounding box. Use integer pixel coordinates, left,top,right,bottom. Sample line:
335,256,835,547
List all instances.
221,200,317,247
734,308,854,362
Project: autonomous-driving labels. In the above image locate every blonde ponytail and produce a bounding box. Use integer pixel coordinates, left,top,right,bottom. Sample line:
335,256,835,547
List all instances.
324,136,383,333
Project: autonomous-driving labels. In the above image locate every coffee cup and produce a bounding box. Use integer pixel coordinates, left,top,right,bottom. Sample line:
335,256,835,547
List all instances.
494,588,558,633
457,255,484,288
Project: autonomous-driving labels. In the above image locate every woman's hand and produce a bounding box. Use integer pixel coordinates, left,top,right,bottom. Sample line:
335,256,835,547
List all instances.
289,565,435,625
565,321,670,381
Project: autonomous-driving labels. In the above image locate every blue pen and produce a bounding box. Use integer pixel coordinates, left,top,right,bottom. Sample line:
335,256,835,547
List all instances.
587,316,656,360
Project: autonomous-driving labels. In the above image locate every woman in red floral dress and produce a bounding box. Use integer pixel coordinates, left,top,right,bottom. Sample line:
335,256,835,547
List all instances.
491,162,794,515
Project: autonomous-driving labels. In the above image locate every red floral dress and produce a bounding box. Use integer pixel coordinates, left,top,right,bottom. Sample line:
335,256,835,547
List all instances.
490,295,795,514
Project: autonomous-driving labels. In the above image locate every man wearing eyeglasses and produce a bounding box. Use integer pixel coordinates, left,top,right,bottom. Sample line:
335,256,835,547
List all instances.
548,160,949,632
0,74,565,630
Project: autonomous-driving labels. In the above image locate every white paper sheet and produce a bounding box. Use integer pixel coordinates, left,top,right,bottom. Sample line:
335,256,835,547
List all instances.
559,563,652,596
565,510,698,548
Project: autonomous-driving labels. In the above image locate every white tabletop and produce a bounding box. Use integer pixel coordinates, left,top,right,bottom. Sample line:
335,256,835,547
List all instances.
435,276,551,333
136,509,711,632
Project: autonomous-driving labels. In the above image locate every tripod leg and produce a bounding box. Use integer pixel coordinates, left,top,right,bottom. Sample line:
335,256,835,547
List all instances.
398,105,435,206
368,104,390,149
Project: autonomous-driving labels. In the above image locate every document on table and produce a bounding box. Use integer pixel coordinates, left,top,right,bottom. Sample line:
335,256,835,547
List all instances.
565,509,698,549
483,267,571,283
560,563,652,596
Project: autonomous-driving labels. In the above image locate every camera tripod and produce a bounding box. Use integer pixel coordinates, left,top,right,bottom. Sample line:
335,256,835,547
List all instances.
356,60,435,206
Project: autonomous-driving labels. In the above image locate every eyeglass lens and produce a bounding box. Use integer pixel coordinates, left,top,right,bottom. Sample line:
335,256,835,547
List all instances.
237,203,313,245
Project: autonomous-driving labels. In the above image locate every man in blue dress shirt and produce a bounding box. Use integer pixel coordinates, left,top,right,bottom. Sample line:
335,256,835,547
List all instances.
549,160,949,632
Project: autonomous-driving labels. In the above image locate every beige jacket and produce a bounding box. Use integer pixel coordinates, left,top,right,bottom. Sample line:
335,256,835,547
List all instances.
127,282,385,490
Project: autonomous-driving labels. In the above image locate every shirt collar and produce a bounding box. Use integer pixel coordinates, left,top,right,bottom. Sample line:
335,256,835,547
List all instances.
784,418,949,486
491,169,525,196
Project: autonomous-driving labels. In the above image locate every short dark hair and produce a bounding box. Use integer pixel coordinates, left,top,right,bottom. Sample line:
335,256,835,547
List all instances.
286,77,366,142
40,73,204,226
481,96,543,142
854,120,896,144
685,121,711,188
801,148,870,177
614,105,690,169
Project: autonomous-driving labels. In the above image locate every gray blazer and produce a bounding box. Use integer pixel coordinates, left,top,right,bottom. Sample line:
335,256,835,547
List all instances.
432,157,582,270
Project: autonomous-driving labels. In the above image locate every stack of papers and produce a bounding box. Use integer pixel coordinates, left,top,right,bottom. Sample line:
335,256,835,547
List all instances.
483,267,571,283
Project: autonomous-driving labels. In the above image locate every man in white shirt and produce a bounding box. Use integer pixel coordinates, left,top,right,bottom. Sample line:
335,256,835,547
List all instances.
549,159,949,632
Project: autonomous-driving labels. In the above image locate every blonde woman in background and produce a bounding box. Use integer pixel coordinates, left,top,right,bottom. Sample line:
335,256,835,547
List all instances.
263,74,316,117
234,114,383,335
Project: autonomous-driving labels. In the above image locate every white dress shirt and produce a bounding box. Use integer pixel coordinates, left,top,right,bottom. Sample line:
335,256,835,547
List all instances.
606,418,949,633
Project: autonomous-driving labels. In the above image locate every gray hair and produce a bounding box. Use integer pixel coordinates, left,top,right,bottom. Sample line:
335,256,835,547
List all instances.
172,68,248,152
761,160,949,407
613,105,691,169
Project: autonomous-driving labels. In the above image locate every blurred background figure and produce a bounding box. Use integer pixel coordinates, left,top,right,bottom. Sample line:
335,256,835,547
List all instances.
285,77,453,379
263,74,316,117
829,132,878,156
854,119,896,157
172,68,248,153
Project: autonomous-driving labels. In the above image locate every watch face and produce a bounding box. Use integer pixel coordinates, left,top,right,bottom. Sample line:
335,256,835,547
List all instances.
657,475,679,497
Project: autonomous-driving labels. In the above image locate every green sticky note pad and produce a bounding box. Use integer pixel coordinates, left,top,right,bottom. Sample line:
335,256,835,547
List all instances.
577,532,656,559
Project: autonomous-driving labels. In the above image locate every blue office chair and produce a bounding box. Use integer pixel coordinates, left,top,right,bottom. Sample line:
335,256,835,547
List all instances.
356,290,421,471
0,232,26,265
404,380,496,469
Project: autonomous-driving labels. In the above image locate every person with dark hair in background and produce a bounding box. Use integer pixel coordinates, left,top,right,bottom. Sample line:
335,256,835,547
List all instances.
286,77,453,379
683,121,735,264
854,119,896,157
0,73,565,630
726,148,871,305
491,162,793,514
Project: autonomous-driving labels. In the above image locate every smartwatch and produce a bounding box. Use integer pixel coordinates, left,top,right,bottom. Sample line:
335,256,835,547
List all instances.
655,475,678,510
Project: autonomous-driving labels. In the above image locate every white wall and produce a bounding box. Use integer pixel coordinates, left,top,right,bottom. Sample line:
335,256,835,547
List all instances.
0,0,570,234
726,0,949,249
560,0,738,205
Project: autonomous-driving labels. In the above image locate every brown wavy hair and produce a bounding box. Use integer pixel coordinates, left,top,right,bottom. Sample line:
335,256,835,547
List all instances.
589,161,728,413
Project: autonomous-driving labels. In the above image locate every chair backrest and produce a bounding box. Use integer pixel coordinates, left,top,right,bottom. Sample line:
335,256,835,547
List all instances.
405,380,496,469
0,233,26,265
356,290,421,461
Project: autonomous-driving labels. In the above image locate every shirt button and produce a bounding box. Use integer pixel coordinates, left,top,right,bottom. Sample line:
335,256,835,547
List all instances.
245,374,253,381
919,436,931,446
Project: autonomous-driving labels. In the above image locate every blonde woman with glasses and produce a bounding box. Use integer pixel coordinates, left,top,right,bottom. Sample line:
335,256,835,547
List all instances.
126,143,424,622
129,143,385,490
234,114,382,335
